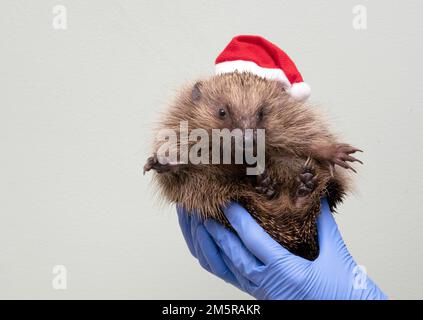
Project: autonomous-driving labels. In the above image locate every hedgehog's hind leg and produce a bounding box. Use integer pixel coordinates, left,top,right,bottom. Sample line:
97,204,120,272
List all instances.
294,160,318,208
255,169,278,199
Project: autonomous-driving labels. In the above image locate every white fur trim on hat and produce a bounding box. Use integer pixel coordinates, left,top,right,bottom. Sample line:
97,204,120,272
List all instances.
216,60,311,101
288,82,311,101
215,60,291,87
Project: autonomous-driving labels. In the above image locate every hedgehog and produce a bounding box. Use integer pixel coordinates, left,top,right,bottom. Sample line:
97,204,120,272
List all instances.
143,37,362,260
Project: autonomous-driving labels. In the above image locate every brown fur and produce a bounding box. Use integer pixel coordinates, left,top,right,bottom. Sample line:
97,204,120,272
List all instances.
146,72,359,260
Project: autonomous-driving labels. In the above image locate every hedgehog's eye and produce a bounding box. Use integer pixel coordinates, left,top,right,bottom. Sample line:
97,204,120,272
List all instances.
218,108,226,119
257,109,264,121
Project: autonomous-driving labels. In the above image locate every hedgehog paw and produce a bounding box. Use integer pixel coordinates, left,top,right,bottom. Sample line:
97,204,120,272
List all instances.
295,163,317,207
255,170,277,199
143,154,181,174
330,143,363,173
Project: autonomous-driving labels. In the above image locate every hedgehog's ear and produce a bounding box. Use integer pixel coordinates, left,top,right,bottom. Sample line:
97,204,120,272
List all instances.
275,81,289,94
191,81,202,102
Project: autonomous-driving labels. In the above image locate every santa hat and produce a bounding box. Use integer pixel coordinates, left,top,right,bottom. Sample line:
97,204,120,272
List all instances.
215,35,311,101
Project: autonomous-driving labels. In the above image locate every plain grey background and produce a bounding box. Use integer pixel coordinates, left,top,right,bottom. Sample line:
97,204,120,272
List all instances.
0,0,422,299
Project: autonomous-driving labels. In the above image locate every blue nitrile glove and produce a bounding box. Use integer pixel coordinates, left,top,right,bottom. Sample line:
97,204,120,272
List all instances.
177,199,388,300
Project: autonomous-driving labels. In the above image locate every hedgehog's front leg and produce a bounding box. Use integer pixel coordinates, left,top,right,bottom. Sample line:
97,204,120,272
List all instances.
311,143,363,173
143,153,183,174
295,160,318,208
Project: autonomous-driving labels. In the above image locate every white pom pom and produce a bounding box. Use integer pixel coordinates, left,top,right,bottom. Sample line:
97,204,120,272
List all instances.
289,82,311,101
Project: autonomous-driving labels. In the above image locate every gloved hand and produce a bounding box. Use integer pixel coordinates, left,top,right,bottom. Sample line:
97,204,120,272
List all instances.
177,199,387,300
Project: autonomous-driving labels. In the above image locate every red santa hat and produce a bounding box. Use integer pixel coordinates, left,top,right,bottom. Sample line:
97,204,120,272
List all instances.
215,35,311,101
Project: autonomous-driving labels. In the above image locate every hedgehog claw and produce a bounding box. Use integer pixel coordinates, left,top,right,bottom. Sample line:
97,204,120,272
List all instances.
331,144,363,173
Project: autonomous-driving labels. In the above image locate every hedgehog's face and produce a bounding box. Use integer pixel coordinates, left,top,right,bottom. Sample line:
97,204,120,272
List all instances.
188,72,300,152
